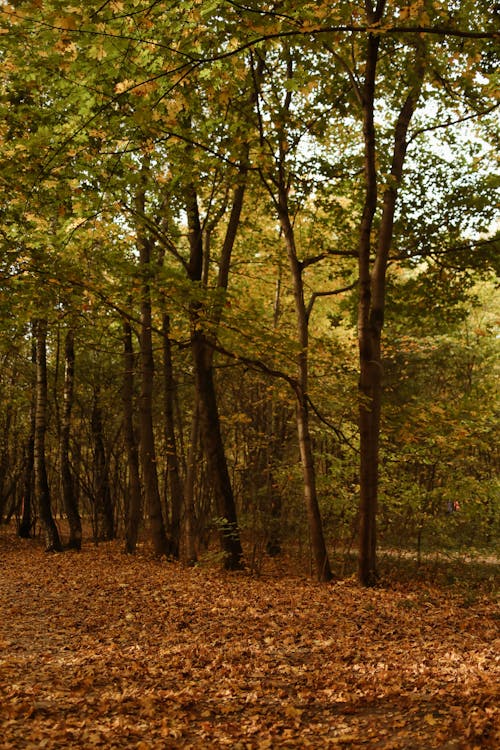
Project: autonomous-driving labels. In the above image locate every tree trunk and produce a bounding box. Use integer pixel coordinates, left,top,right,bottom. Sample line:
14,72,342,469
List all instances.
60,328,82,549
34,318,62,552
278,190,333,582
183,399,200,565
357,25,426,585
254,46,331,580
136,173,170,557
264,265,287,557
122,317,142,553
163,313,183,558
264,400,287,558
185,180,244,570
18,432,34,538
0,384,13,524
357,350,381,586
138,261,169,556
91,385,114,541
356,23,383,587
19,334,36,538
192,331,244,569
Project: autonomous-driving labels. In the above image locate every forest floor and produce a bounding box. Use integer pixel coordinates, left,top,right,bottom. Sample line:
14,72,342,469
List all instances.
0,528,498,749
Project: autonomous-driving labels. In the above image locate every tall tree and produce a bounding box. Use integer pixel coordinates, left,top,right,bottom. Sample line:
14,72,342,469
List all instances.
91,383,114,542
184,176,245,570
345,0,497,584
33,319,62,552
356,26,426,584
122,316,143,554
135,167,171,557
17,334,36,538
60,327,82,549
162,312,183,559
250,42,336,581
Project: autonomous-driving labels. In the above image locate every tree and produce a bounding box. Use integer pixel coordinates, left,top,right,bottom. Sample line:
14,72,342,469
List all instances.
18,339,36,539
33,318,62,552
380,274,499,556
352,11,425,584
316,0,498,583
250,42,334,581
162,312,183,559
91,383,115,541
122,315,143,554
0,0,497,577
60,326,82,549
134,165,171,556
184,173,246,570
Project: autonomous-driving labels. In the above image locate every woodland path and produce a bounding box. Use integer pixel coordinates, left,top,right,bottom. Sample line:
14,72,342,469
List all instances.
0,530,498,749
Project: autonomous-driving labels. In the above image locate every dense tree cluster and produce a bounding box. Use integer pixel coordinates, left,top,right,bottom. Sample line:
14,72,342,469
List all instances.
0,1,498,583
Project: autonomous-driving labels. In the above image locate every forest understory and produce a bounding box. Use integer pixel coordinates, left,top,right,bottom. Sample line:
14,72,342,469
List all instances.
0,527,498,749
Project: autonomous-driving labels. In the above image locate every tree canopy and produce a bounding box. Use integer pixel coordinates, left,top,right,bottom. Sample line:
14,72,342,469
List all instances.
0,1,498,581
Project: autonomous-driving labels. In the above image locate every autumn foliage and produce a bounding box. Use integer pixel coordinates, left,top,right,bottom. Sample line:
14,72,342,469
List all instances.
0,529,498,749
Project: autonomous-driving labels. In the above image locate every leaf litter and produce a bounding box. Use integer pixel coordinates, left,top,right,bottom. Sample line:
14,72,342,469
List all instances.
0,531,498,749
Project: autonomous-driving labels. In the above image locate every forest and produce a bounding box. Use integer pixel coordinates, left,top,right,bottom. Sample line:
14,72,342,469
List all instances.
0,1,499,747
0,0,498,580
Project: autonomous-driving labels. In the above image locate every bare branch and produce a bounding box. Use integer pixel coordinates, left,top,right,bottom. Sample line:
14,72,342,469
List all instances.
306,282,357,320
307,396,359,453
121,201,190,273
408,102,500,144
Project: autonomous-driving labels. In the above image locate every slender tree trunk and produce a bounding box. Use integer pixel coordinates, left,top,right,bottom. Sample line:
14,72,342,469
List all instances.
255,47,331,580
192,331,243,569
357,23,425,585
138,260,169,556
264,399,288,557
183,399,200,565
19,335,36,538
136,171,170,557
162,313,183,558
356,20,383,586
122,317,142,553
278,196,333,582
264,263,286,556
34,318,62,552
185,181,244,570
0,390,13,524
19,432,34,538
91,385,114,541
60,328,82,549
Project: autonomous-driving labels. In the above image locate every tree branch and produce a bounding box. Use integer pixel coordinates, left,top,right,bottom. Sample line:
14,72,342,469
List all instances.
408,102,500,144
307,396,359,453
306,282,357,321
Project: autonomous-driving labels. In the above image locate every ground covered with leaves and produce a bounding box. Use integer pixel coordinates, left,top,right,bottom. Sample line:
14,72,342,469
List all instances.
0,530,498,749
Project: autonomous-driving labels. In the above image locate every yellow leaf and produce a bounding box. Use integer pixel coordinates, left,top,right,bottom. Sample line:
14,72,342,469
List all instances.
115,79,135,94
